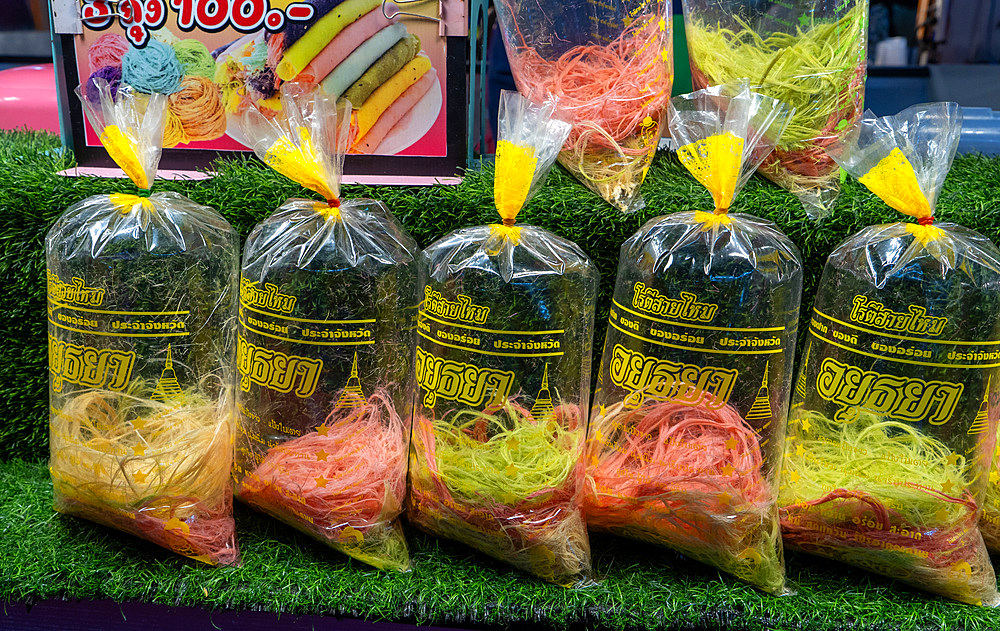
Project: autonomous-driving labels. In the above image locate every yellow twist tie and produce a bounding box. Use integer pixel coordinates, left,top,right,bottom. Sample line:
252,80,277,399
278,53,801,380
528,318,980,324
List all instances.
109,193,153,213
100,125,150,189
677,132,744,213
494,140,537,225
263,126,338,202
858,147,932,220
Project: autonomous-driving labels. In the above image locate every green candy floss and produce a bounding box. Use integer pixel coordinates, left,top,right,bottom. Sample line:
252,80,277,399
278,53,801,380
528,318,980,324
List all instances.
173,39,217,79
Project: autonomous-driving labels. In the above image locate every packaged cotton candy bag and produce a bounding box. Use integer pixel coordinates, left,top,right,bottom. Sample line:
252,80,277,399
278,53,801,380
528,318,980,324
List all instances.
234,85,418,571
47,81,240,565
407,90,599,586
585,84,800,594
781,103,1000,605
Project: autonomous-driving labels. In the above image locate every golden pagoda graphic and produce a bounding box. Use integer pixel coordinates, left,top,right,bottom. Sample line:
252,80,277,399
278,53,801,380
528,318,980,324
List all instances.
151,344,184,401
795,343,811,401
745,361,774,422
969,375,991,435
335,351,367,409
530,363,555,421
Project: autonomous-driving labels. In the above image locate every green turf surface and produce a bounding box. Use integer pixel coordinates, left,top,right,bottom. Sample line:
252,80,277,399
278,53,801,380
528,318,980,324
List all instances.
3,131,1000,628
3,457,1000,630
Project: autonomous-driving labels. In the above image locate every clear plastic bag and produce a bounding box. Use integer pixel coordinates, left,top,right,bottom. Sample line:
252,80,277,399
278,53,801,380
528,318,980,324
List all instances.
494,0,672,213
47,81,240,565
781,103,1000,605
586,85,799,594
983,432,1000,551
233,86,418,571
407,91,599,585
681,0,868,219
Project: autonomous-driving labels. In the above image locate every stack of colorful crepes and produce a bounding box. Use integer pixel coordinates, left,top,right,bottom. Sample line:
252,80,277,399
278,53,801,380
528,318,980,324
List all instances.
84,30,228,147
218,0,437,154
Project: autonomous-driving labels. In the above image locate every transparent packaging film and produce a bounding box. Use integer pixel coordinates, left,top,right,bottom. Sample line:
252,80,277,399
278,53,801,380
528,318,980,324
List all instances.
47,81,240,565
234,86,418,571
407,91,599,586
494,0,672,213
586,85,800,593
681,0,868,218
781,103,1000,605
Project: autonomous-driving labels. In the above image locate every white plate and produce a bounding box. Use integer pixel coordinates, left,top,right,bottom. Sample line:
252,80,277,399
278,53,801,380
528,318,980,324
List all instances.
371,71,442,155
220,42,442,156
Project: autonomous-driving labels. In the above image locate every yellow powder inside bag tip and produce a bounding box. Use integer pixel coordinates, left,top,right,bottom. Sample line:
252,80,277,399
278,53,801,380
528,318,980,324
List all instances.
858,147,932,219
100,125,150,189
676,132,744,212
494,140,538,224
263,126,338,201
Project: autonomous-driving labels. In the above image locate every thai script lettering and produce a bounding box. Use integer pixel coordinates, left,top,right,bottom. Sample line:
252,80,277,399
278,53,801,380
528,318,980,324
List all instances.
849,296,948,336
815,357,963,425
47,271,105,307
414,347,514,408
631,283,718,323
240,277,297,314
422,287,490,324
608,344,738,408
237,335,323,397
48,334,135,392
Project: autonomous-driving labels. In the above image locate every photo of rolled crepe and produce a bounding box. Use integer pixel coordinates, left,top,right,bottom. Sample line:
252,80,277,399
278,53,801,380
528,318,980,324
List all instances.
354,68,436,153
343,34,420,106
355,54,432,139
321,23,407,98
276,0,383,80
296,6,397,84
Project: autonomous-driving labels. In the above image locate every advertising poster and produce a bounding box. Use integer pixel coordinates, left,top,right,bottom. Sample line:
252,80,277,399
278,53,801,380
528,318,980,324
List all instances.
55,0,467,180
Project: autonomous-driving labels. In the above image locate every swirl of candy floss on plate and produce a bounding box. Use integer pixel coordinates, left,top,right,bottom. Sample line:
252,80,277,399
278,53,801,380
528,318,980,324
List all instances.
217,38,280,116
168,76,227,142
122,39,183,95
88,33,129,72
162,109,190,147
86,66,122,105
172,39,217,79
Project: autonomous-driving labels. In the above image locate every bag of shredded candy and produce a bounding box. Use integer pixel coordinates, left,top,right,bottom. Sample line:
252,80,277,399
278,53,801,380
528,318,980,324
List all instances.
47,80,240,565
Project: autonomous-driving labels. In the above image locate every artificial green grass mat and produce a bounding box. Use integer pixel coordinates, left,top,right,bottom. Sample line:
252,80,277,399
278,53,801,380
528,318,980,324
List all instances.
3,131,1000,629
4,130,1000,461
3,457,1000,631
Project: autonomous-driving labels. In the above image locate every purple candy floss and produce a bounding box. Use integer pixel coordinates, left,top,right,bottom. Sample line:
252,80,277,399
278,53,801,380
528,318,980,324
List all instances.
86,66,122,104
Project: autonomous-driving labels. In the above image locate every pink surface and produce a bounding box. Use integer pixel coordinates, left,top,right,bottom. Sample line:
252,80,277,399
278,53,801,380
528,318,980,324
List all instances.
58,167,461,186
297,6,397,84
390,74,446,157
59,167,214,180
356,70,437,154
0,64,60,134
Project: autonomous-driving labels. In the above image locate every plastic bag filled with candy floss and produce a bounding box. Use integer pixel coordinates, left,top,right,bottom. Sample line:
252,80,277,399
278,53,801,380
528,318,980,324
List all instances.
407,90,598,585
234,84,418,571
585,84,799,594
494,0,672,213
981,428,1000,552
682,0,868,219
780,103,1000,605
46,80,240,565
